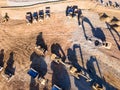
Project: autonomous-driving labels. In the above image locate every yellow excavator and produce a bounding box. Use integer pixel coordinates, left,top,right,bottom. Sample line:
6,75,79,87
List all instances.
51,54,91,81
51,54,104,90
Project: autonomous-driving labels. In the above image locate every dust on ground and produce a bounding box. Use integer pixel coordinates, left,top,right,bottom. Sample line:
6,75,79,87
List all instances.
0,0,120,90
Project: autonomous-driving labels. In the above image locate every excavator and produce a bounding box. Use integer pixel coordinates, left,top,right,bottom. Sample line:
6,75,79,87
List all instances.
51,54,104,90
34,46,46,56
51,54,91,81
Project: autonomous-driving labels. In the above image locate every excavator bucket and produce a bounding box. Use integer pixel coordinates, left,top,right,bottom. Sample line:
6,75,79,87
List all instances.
37,77,48,86
26,12,33,25
34,46,45,56
92,82,104,90
69,66,77,74
51,54,61,64
69,66,80,79
33,12,38,23
2,70,14,82
39,10,44,22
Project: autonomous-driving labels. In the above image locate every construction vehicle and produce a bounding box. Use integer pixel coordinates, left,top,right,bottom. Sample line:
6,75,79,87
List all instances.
51,54,91,81
38,10,44,22
37,77,48,86
92,82,104,90
69,65,81,79
87,36,112,49
3,13,9,22
34,46,45,56
26,12,33,25
33,12,38,23
45,7,50,18
2,69,14,82
28,68,48,86
102,42,112,49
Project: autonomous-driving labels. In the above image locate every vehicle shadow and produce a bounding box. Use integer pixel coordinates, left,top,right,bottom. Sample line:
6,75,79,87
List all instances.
36,32,48,53
106,22,120,50
0,49,4,67
67,44,117,90
86,56,118,90
29,52,47,90
30,52,47,77
51,61,71,90
30,77,39,90
82,17,106,42
4,52,15,75
51,43,66,62
67,44,91,90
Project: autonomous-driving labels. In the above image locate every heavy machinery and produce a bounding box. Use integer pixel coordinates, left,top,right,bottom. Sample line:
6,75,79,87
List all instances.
51,54,91,81
26,12,33,25
2,69,14,82
34,46,45,56
51,54,105,90
38,10,44,22
45,7,50,18
72,5,78,16
28,68,48,86
37,77,48,86
66,6,73,19
33,12,38,23
92,82,104,90
87,36,112,49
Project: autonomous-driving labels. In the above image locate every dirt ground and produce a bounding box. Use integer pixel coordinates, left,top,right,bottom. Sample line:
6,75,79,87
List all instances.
0,0,120,90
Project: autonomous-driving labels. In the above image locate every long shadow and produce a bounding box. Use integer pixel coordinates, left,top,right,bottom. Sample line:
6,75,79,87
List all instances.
29,52,47,90
4,52,15,75
78,9,82,26
106,22,120,50
0,49,4,67
51,61,71,90
82,17,106,42
67,44,91,90
30,52,47,77
51,43,66,62
86,56,117,90
73,44,85,69
36,32,48,53
30,77,39,90
67,47,81,72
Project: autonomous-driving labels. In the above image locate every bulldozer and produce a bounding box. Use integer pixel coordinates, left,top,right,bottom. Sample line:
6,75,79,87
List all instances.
38,10,44,22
